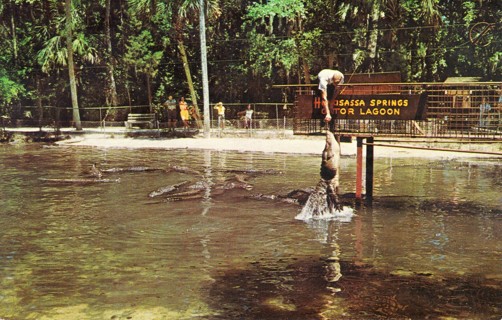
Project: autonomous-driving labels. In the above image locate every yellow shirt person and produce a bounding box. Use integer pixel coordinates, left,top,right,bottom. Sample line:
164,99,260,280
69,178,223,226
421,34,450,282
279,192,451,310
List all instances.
214,102,225,129
179,97,189,129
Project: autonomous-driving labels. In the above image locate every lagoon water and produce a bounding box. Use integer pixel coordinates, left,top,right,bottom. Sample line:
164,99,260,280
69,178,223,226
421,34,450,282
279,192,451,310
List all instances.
0,144,501,319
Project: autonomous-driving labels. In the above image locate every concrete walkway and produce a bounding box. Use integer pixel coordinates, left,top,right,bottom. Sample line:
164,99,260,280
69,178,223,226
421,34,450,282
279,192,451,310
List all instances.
50,127,502,159
5,126,502,159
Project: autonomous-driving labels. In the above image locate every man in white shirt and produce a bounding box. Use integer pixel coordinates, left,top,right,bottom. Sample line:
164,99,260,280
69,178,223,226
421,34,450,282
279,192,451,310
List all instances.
318,69,344,122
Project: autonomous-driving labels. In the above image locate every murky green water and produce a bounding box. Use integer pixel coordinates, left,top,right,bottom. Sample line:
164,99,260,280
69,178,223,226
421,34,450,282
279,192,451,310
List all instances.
0,144,501,319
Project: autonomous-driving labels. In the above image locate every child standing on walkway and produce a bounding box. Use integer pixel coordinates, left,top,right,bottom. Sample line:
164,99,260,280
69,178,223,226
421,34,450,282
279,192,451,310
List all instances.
214,102,225,129
244,104,253,129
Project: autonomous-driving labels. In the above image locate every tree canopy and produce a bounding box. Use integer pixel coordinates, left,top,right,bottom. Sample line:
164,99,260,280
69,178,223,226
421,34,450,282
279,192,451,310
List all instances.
0,0,500,120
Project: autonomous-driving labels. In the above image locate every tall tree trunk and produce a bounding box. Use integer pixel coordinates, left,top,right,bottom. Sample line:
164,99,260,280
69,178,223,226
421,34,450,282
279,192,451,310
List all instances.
178,39,201,128
328,53,336,69
10,1,18,62
36,77,43,131
199,0,210,137
146,73,152,112
65,0,82,130
105,0,118,107
367,2,380,72
126,80,132,113
302,59,311,84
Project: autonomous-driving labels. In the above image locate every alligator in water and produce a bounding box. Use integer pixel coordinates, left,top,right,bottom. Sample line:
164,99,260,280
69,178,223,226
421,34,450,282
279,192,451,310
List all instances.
248,131,344,213
100,166,167,173
148,181,191,198
165,178,253,201
39,177,120,184
168,165,203,176
319,131,342,212
148,174,254,201
225,169,284,176
248,188,314,205
98,165,202,176
147,132,343,210
90,163,103,178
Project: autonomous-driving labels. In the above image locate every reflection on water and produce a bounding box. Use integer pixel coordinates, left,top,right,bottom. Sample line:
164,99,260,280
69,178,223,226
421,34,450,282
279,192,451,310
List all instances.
0,144,501,319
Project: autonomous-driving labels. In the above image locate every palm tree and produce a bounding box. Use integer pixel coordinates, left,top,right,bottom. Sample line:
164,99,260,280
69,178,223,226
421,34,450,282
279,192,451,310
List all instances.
105,0,118,107
37,0,98,129
65,0,82,130
170,0,220,125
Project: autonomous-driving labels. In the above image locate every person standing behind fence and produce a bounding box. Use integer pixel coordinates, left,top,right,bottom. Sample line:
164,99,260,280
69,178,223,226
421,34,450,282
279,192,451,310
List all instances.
496,88,502,125
214,102,225,130
244,104,254,129
164,95,177,131
179,96,189,130
479,97,491,128
318,69,344,122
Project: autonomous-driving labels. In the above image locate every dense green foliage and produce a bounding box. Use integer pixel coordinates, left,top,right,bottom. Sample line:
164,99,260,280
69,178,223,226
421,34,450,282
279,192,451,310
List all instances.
0,0,500,120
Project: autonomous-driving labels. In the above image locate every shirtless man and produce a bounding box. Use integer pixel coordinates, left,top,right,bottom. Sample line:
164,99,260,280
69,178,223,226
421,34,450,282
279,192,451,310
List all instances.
318,69,344,122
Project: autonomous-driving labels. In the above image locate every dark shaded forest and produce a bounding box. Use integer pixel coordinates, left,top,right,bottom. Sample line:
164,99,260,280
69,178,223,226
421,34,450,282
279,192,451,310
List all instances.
0,0,500,126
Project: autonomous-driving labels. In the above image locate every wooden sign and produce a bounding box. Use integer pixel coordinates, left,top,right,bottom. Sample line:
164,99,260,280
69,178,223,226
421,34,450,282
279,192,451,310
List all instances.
296,93,428,120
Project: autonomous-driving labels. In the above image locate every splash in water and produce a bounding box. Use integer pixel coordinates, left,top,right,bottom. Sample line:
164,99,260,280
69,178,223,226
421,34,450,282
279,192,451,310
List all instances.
295,180,354,222
296,131,354,221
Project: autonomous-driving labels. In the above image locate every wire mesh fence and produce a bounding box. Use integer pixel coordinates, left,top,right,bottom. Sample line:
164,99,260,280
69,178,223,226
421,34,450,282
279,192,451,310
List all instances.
3,81,501,140
3,103,296,131
293,82,502,139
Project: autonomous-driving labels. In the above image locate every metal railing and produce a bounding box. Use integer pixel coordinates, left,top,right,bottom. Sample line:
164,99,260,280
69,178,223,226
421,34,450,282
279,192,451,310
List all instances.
5,82,502,139
292,82,502,139
3,103,296,131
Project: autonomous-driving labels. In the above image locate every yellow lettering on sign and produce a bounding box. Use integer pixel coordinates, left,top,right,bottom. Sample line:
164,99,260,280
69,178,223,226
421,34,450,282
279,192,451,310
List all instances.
338,108,356,115
333,99,365,107
359,108,401,116
370,99,409,107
